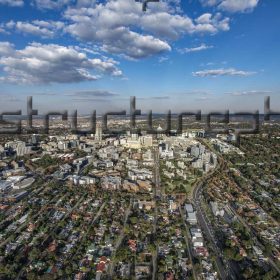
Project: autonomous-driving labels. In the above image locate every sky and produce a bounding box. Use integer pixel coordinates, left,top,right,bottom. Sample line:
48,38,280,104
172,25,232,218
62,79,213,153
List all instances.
0,0,279,114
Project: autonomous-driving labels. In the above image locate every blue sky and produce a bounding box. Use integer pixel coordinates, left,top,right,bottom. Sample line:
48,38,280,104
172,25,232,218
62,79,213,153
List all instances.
0,0,279,114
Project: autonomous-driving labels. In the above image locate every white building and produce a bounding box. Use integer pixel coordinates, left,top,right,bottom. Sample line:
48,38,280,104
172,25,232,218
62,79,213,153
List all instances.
0,181,13,194
141,136,153,147
95,123,103,141
15,141,32,156
210,201,224,217
187,212,197,225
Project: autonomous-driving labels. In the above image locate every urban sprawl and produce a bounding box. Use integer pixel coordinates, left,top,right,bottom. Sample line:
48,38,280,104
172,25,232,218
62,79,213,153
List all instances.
0,117,279,280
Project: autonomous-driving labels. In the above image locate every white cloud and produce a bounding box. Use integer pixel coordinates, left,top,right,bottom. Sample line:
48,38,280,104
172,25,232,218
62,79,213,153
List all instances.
63,0,230,59
6,20,64,38
0,42,122,84
195,13,230,32
141,11,229,36
158,56,169,63
1,0,231,60
99,28,172,59
0,0,24,7
73,45,100,56
32,20,65,30
193,68,256,77
181,43,213,53
199,0,220,6
33,0,73,10
76,0,96,8
33,0,98,9
0,42,14,55
219,0,259,13
14,22,54,38
199,0,260,13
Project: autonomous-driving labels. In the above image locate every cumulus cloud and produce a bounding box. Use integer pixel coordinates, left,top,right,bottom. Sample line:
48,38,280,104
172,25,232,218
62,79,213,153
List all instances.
100,28,171,59
195,13,230,32
0,42,14,55
11,22,54,38
5,20,64,38
193,68,256,77
63,0,230,59
32,0,98,9
0,42,122,84
0,0,24,7
199,0,220,6
1,0,230,60
141,11,229,37
75,0,96,8
199,0,259,13
219,0,259,13
181,43,213,53
33,0,73,10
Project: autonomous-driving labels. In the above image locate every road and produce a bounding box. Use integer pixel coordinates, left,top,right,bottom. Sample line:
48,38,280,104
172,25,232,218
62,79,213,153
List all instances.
196,139,280,278
193,182,233,280
179,206,198,280
152,147,160,280
108,198,133,277
190,144,236,280
203,139,280,275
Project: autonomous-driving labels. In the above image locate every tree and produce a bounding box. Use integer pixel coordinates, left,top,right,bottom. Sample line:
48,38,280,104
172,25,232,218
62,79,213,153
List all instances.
26,272,37,280
264,243,273,255
29,248,40,261
263,269,278,280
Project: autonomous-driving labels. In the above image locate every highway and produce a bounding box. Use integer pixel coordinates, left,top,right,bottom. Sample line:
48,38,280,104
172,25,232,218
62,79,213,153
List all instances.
179,206,198,280
193,181,235,280
190,145,237,280
195,139,280,278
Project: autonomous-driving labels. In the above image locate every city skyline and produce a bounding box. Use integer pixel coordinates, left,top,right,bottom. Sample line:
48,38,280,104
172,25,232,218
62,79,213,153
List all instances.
0,0,280,113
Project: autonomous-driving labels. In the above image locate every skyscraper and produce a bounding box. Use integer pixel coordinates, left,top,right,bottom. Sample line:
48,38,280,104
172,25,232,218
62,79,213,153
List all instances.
95,123,103,141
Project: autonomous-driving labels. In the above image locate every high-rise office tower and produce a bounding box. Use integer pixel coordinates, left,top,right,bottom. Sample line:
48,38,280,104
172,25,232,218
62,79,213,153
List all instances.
95,123,103,141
